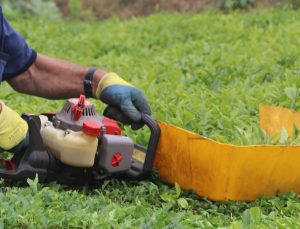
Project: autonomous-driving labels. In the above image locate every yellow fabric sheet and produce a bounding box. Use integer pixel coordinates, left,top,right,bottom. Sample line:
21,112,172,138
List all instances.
154,110,300,201
259,104,300,139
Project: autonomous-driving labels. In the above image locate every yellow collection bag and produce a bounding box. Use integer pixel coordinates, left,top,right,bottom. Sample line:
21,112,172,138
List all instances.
259,105,300,140
154,105,300,201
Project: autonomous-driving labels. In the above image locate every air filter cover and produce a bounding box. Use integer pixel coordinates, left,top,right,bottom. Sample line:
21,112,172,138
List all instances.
53,97,104,131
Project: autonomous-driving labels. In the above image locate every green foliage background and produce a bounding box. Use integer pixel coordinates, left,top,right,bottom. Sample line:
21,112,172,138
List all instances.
1,8,300,228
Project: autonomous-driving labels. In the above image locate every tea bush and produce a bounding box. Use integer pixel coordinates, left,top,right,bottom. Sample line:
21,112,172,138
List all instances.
1,9,300,228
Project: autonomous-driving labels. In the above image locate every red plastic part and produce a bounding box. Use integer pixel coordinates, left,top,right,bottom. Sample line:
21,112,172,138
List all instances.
111,153,123,167
82,120,101,136
0,159,16,170
72,94,86,121
103,117,121,135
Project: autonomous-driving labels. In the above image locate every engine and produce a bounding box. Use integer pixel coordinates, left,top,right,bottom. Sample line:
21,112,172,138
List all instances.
40,95,134,174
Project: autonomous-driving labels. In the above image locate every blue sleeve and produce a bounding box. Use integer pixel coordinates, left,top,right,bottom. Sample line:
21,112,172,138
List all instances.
0,6,37,82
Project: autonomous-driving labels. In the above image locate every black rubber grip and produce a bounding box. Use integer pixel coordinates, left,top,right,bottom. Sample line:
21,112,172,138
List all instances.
126,113,161,179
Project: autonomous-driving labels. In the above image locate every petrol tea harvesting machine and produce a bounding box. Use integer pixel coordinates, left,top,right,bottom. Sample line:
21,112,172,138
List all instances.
0,95,160,185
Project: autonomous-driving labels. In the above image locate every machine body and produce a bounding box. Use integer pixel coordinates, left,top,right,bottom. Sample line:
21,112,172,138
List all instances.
0,95,160,185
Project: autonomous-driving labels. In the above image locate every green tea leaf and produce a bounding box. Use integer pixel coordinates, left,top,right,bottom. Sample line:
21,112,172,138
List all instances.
177,198,189,209
284,87,298,101
27,174,39,194
279,128,289,144
175,183,181,198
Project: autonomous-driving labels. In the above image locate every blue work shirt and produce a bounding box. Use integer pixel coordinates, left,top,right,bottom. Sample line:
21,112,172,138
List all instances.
0,6,36,82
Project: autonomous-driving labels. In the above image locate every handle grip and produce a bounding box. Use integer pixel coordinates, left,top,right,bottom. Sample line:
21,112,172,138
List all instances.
126,113,161,179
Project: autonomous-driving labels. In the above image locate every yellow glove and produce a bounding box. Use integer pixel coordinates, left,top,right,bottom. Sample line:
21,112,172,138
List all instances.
0,101,28,150
96,72,133,96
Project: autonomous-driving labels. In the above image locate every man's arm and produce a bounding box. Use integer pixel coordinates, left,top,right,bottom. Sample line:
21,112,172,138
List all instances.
7,53,107,99
7,53,151,129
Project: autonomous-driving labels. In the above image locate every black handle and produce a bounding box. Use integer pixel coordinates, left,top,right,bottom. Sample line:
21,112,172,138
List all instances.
126,113,161,179
0,116,51,182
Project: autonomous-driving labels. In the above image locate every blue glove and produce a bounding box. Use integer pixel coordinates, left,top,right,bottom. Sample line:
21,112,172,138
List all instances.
96,73,151,130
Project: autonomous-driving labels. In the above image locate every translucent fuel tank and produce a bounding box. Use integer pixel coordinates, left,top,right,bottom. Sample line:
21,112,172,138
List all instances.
39,115,98,167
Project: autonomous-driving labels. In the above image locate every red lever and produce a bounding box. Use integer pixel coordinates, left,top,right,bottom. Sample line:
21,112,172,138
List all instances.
111,153,123,167
72,94,85,121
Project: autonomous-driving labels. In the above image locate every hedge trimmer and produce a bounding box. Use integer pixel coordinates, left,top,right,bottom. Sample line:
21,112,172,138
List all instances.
0,95,160,185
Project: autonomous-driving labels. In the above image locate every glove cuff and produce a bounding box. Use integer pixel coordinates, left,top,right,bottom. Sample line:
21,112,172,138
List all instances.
95,72,133,98
0,101,28,150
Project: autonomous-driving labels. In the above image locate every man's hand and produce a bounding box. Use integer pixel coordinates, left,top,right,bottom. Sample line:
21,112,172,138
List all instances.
96,72,151,130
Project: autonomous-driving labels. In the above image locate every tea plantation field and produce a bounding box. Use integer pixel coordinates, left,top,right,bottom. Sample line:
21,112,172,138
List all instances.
1,9,300,228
